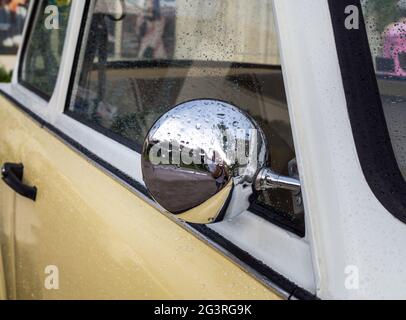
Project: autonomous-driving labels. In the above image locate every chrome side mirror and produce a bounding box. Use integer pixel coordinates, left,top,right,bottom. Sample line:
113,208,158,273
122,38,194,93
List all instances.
142,100,301,224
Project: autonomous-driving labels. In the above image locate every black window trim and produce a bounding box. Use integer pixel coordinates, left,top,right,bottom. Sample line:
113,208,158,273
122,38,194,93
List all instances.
328,0,406,224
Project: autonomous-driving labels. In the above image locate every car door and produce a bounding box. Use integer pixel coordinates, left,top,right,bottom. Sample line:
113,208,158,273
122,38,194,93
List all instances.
0,0,316,300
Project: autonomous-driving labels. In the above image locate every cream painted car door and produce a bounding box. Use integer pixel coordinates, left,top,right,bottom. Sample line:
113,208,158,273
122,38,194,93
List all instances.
0,94,278,300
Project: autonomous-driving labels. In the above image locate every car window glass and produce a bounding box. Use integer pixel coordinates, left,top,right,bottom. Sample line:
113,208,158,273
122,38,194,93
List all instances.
20,0,71,98
362,0,406,180
67,0,304,232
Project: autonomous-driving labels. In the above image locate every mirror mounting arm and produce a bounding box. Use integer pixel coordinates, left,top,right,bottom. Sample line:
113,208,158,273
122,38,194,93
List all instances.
255,168,301,192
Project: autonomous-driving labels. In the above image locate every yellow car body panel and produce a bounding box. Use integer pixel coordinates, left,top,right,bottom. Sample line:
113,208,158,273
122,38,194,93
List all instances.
0,94,280,300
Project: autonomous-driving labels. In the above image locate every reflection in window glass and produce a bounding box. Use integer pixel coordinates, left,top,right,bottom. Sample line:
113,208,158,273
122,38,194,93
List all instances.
363,0,406,180
68,0,303,229
20,0,71,98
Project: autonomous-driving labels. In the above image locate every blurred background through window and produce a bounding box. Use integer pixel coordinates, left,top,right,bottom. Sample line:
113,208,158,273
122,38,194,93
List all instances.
0,0,29,82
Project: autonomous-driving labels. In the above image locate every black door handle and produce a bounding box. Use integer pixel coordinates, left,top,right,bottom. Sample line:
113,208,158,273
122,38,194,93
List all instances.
1,163,37,201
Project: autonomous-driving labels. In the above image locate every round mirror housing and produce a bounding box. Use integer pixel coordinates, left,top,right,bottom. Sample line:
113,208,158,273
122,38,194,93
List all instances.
142,99,301,224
